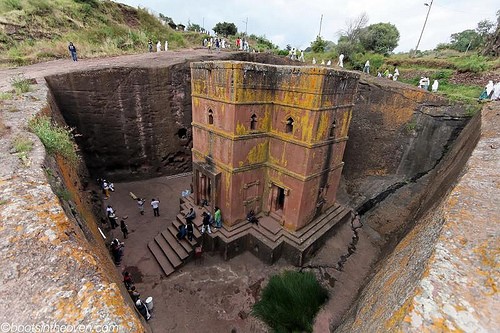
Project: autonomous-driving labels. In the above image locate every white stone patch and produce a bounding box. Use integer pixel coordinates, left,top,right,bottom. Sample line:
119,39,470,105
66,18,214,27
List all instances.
44,229,57,242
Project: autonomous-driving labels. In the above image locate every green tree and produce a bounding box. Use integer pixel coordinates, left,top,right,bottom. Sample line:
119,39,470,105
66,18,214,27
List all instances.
187,22,201,32
450,29,481,52
311,36,327,53
359,22,400,54
213,22,237,36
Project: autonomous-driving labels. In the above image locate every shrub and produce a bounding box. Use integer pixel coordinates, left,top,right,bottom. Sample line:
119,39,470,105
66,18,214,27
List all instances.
10,75,32,94
454,55,491,73
28,115,78,163
252,270,328,333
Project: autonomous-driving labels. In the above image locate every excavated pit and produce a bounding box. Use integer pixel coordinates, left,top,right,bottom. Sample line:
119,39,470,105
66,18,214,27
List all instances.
41,54,479,331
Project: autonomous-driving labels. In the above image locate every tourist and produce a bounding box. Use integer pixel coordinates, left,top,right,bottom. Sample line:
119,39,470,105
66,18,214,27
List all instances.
184,207,196,222
432,79,439,92
128,286,140,303
120,219,129,239
148,39,153,52
110,239,124,265
137,198,145,215
151,198,160,217
123,271,134,289
176,224,187,240
68,42,77,62
393,67,400,81
312,57,316,65
337,53,344,68
135,299,151,321
363,60,370,74
186,220,194,241
102,180,110,199
201,212,212,234
164,40,168,51
384,69,390,78
156,41,161,52
108,211,119,229
214,206,222,229
106,205,114,217
423,77,430,91
246,210,259,225
207,39,212,52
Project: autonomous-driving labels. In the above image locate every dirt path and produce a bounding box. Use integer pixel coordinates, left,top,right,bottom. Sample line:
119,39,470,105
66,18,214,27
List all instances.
0,48,232,91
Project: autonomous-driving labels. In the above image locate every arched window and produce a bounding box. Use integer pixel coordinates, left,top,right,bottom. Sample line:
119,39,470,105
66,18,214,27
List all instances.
208,109,213,125
285,117,294,133
250,114,257,130
329,119,337,137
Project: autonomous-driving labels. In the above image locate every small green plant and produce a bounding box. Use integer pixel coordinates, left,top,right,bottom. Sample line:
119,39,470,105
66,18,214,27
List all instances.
55,187,72,201
252,270,328,333
13,135,33,165
0,92,13,100
465,104,481,117
28,115,79,163
10,75,32,94
405,120,417,134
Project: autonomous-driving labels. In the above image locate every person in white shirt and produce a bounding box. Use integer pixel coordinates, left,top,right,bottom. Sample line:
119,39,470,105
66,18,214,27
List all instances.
151,198,160,216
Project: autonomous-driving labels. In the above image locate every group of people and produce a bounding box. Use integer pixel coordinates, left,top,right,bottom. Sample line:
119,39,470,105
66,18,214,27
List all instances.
417,77,439,92
479,80,500,100
288,48,305,62
148,39,168,52
124,272,151,321
310,53,345,68
97,178,115,199
376,68,400,81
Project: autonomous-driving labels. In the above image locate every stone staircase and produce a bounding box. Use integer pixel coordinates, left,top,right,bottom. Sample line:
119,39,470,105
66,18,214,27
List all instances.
149,195,352,276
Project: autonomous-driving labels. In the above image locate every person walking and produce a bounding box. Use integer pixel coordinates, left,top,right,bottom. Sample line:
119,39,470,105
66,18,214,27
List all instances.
148,39,153,52
108,211,119,229
337,53,344,68
137,198,145,215
151,198,160,217
156,41,161,52
120,219,129,239
201,212,212,234
68,42,77,61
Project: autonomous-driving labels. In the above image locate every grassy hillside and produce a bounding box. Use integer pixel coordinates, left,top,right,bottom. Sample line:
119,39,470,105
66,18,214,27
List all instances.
0,0,205,66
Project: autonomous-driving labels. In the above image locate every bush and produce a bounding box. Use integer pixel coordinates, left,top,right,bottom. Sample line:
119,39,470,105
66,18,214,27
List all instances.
252,271,328,333
28,116,78,163
454,55,491,73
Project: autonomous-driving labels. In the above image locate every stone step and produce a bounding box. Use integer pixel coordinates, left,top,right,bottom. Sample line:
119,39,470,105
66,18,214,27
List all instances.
148,241,175,276
154,234,182,268
161,230,189,260
167,225,194,254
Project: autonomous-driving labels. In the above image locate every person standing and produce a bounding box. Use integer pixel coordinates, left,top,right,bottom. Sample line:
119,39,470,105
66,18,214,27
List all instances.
120,219,129,239
393,67,400,81
337,53,344,68
186,220,194,241
68,42,77,61
201,212,212,234
214,206,222,229
108,211,119,229
148,39,153,52
363,60,370,74
151,198,160,217
164,40,168,51
156,41,161,52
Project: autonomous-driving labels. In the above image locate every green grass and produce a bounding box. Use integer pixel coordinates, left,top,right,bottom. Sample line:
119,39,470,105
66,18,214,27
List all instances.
10,75,31,94
12,135,33,164
437,83,483,104
252,270,328,333
0,92,13,100
28,115,78,163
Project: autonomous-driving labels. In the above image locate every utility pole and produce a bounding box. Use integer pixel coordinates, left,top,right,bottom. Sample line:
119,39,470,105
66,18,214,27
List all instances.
318,14,323,37
243,17,248,36
414,0,433,54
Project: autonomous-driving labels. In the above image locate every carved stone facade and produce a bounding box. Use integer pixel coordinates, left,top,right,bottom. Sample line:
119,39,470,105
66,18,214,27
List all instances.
190,61,359,231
